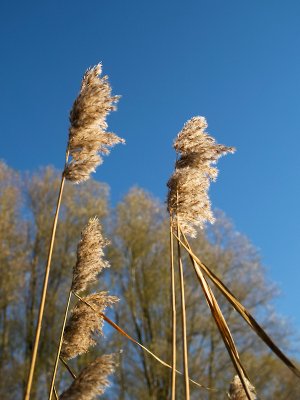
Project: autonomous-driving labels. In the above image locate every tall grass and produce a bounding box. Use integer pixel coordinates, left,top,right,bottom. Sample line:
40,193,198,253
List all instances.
24,67,300,400
25,64,124,400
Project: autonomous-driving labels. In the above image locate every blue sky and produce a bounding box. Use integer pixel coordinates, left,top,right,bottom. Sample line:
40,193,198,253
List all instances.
1,1,300,330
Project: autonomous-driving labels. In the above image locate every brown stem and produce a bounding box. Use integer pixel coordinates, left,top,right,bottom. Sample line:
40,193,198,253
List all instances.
48,290,72,399
53,386,59,400
169,218,177,400
176,223,190,399
24,150,69,400
60,357,77,379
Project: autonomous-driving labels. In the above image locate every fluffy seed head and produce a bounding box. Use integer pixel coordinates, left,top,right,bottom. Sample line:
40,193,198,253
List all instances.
61,292,119,359
72,217,109,293
59,354,116,400
167,116,235,237
228,375,257,400
64,64,125,183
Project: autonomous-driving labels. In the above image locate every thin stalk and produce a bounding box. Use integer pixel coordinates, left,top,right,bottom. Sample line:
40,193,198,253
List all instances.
25,150,69,400
169,218,177,400
49,290,73,400
176,222,190,400
60,357,77,379
53,386,59,400
72,291,213,392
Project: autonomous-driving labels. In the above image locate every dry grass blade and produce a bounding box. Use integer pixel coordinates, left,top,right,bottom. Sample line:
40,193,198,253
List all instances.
177,226,300,379
72,291,214,392
190,259,253,400
175,231,253,400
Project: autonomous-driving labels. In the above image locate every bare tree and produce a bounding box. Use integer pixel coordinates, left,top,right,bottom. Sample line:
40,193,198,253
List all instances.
106,189,300,400
0,162,27,398
0,167,299,399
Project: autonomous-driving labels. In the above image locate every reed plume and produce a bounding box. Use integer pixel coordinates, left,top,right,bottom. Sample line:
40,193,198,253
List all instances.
167,116,235,238
59,354,116,400
61,292,118,359
167,116,235,399
26,64,124,400
228,375,257,400
64,64,125,183
49,217,116,398
72,217,110,293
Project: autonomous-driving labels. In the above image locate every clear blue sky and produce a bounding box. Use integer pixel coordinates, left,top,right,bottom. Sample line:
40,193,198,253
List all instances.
1,1,300,330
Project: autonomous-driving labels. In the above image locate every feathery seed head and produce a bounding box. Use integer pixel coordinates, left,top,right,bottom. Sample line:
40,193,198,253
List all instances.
61,292,119,359
64,64,125,183
167,116,235,237
72,217,110,293
228,375,257,400
59,354,116,400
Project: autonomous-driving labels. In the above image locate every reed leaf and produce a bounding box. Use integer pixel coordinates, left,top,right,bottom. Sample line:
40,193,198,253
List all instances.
188,254,253,400
173,229,253,400
176,225,300,379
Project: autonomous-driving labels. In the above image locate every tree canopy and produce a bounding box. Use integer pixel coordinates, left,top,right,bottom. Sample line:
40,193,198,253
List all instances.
0,161,299,399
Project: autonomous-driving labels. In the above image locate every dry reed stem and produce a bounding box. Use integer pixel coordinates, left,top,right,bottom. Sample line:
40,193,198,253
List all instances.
49,290,73,400
169,218,177,400
176,226,300,380
72,291,214,392
60,357,77,379
176,215,190,399
174,229,253,400
54,386,59,400
25,150,69,400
